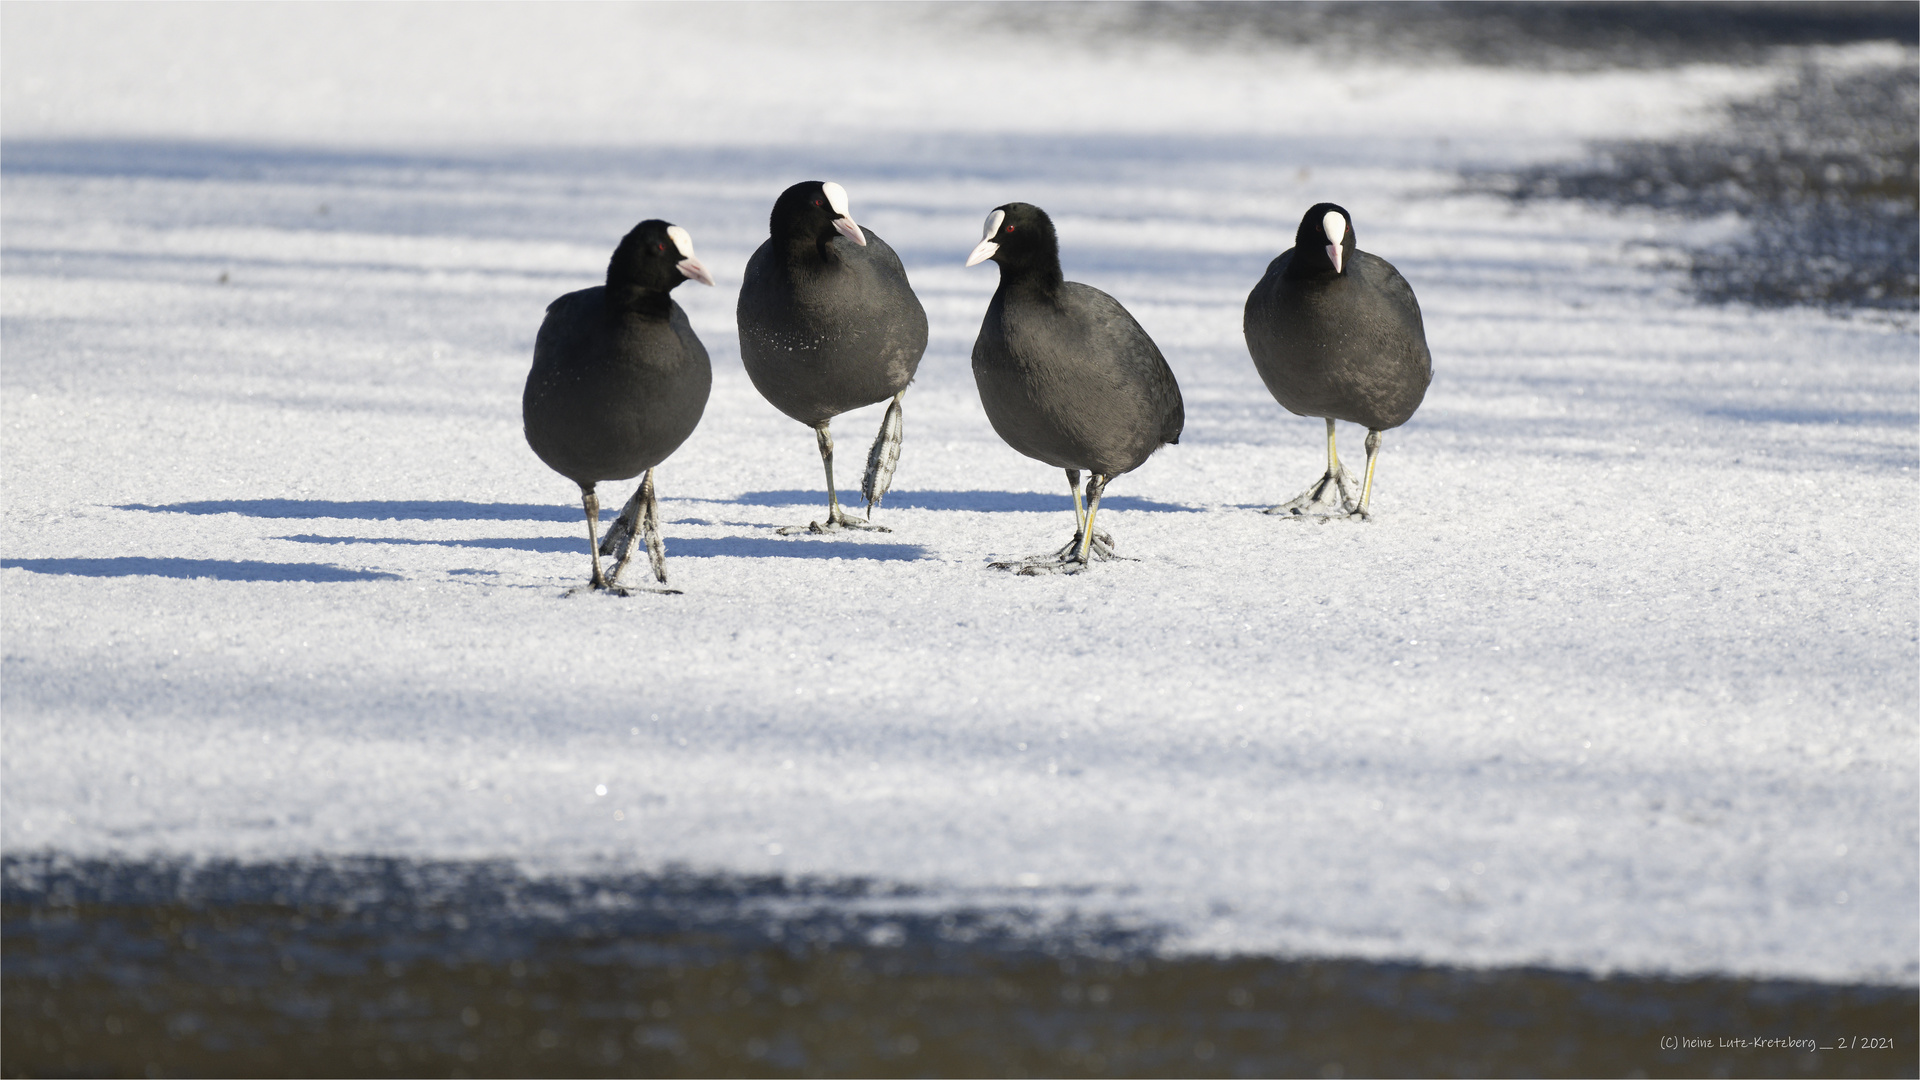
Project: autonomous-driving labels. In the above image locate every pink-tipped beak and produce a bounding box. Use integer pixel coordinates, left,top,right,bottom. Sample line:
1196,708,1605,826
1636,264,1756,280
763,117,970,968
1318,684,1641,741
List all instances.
1326,244,1344,274
677,257,715,286
833,217,868,246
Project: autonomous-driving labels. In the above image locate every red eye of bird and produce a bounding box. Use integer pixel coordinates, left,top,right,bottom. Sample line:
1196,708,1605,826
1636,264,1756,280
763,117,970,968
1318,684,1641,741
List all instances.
655,243,664,253
813,199,823,207
1006,225,1015,233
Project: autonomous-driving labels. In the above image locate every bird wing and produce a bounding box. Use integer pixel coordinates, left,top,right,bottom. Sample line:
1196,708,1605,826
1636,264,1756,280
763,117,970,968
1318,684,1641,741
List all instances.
1065,282,1185,446
1358,251,1425,324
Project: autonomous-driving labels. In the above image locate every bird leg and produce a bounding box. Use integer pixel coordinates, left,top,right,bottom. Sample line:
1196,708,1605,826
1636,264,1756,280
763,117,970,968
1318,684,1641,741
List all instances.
861,390,904,520
565,483,628,596
606,469,683,594
1058,468,1115,559
991,471,1120,574
1352,428,1383,520
1266,417,1359,517
779,421,892,534
598,487,635,556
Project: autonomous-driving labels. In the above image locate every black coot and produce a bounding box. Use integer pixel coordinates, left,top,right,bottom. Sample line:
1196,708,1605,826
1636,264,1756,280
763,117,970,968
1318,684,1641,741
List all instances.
1243,202,1431,519
737,181,928,533
965,202,1184,574
523,219,714,594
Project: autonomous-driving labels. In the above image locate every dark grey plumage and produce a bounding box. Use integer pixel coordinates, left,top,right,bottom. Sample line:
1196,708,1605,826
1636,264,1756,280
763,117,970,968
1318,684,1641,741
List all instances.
737,180,928,533
523,219,713,593
966,202,1184,573
1243,201,1431,519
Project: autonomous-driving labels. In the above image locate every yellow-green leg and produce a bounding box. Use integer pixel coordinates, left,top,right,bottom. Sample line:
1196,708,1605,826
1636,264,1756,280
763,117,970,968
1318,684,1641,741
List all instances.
1074,475,1110,566
1353,428,1383,519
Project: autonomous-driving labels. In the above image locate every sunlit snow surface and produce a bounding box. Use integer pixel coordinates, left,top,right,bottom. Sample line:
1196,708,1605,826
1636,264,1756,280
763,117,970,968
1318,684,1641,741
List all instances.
3,5,1915,986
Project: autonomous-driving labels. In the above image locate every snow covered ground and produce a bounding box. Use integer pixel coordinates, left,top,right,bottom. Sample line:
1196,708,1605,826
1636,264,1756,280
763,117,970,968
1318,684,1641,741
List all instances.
4,5,1915,986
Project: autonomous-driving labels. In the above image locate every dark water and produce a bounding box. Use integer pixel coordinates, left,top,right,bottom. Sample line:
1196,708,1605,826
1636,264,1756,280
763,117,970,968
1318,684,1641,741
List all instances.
4,858,1914,1079
994,2,1917,71
1009,1,1920,313
1489,60,1920,311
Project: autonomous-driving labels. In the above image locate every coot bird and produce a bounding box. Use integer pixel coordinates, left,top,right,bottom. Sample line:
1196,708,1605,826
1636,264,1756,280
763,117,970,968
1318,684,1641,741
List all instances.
1243,202,1431,519
737,181,928,533
523,219,714,594
965,202,1184,574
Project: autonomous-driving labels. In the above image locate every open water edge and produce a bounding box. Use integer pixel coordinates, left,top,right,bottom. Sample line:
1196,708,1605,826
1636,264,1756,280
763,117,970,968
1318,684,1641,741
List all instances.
2,857,1912,1079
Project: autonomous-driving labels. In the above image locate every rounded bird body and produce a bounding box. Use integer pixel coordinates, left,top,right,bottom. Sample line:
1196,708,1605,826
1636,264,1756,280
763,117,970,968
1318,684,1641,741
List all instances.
1244,247,1430,431
1242,202,1431,518
973,279,1183,477
523,287,710,484
737,181,928,532
522,219,714,592
738,230,925,426
966,202,1183,572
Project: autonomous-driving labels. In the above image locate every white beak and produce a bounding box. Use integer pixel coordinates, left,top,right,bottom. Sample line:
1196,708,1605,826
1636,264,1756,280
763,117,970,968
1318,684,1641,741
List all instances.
967,208,1006,267
833,216,868,246
1323,209,1347,274
676,257,715,286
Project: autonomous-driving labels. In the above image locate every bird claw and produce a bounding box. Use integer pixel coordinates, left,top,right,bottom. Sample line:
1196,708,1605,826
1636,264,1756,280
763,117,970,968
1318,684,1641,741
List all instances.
566,581,631,597
778,508,892,535
989,530,1120,573
1051,530,1116,561
563,582,681,597
1265,466,1360,518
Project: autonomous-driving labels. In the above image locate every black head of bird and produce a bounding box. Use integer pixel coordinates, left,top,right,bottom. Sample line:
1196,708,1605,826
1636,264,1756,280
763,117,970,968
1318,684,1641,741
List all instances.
964,202,1061,285
607,219,714,307
769,180,867,251
1287,202,1356,279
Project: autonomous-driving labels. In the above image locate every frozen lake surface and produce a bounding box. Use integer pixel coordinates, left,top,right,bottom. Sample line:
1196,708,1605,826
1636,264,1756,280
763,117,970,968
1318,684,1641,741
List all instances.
3,5,1915,989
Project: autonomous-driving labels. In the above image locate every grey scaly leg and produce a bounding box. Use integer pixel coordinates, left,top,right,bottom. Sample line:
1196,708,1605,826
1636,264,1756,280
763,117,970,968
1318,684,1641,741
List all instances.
566,483,618,595
780,421,890,534
1266,417,1359,518
861,390,905,520
607,469,683,595
599,482,641,557
642,469,668,582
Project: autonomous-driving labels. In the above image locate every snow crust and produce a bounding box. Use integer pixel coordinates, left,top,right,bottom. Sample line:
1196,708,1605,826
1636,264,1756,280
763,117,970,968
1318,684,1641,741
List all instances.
3,5,1915,985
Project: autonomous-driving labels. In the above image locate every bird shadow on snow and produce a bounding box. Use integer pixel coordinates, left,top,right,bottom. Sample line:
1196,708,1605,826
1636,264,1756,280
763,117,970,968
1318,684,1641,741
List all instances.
1,558,400,583
728,490,1202,514
121,493,1204,522
276,534,929,561
279,534,580,554
119,500,580,523
669,537,928,561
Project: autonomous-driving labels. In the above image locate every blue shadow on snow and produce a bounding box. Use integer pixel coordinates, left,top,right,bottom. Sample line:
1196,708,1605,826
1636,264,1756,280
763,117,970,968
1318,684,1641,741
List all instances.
734,490,1200,513
2,558,400,582
119,500,579,522
120,492,1203,522
276,534,928,561
1701,406,1919,427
